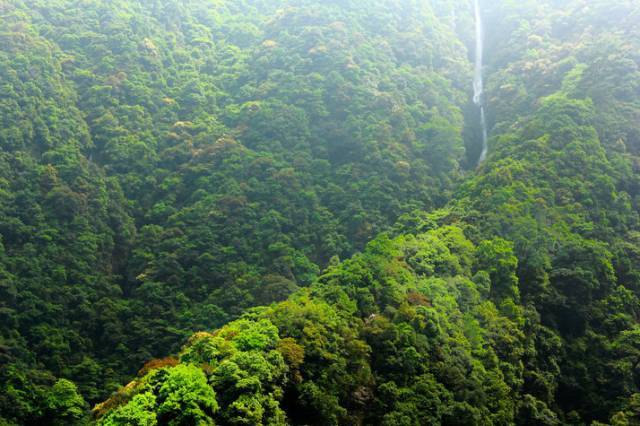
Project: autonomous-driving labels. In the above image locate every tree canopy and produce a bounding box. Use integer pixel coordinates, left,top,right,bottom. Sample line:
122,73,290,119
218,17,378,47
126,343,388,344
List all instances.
1,0,640,425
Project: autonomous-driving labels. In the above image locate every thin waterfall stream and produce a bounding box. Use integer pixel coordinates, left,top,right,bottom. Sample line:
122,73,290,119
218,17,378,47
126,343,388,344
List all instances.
473,0,488,164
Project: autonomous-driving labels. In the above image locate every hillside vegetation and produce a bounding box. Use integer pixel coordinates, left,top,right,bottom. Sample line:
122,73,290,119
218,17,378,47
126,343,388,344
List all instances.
1,0,639,425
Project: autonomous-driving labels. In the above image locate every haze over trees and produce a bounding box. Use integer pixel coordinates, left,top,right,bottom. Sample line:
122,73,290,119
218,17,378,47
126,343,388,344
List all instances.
1,0,639,425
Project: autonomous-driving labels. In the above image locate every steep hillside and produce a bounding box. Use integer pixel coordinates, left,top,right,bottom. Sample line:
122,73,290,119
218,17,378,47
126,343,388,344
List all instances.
0,0,473,419
91,1,640,425
1,0,640,425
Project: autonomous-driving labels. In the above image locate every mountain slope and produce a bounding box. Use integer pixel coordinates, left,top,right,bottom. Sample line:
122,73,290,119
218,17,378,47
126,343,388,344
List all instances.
1,0,640,425
0,0,473,419
92,1,640,425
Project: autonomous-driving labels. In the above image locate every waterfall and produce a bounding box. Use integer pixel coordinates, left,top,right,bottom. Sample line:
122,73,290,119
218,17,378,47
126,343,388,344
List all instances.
478,106,488,163
473,0,488,164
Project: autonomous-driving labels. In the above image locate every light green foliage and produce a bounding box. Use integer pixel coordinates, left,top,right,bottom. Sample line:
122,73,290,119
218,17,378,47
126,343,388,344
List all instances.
45,379,88,425
99,319,287,425
99,365,218,426
100,393,157,426
156,365,218,425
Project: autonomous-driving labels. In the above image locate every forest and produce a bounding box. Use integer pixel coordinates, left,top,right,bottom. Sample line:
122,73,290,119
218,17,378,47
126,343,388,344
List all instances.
0,0,639,424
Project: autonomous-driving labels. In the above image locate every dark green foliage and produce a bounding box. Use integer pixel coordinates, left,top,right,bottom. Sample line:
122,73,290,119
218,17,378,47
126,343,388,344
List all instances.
0,365,87,425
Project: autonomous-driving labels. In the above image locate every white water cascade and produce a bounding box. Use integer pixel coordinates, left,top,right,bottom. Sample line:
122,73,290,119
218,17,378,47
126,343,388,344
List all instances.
473,0,488,164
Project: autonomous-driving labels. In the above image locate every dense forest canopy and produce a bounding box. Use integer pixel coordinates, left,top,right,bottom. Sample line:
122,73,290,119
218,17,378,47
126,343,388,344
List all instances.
1,0,639,424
